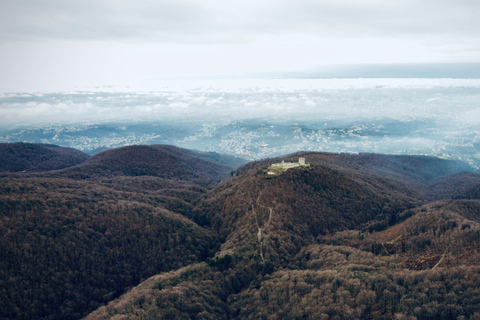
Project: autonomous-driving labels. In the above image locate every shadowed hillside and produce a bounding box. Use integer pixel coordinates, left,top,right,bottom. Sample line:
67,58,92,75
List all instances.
0,142,89,172
194,152,476,245
194,161,419,253
84,152,480,320
298,152,474,199
59,144,241,186
0,144,239,320
429,171,480,200
3,146,480,320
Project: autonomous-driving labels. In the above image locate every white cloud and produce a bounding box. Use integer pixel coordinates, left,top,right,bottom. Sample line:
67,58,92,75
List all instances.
1,0,479,92
2,0,479,43
1,78,479,128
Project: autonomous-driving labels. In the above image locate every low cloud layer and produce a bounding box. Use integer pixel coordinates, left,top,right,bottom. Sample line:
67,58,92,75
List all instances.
2,0,479,43
1,1,479,92
1,79,479,166
1,78,479,127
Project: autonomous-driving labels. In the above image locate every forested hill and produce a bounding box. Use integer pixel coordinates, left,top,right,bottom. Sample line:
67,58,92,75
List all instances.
2,145,480,319
85,152,480,320
0,142,90,172
0,144,241,320
192,152,479,259
56,144,245,187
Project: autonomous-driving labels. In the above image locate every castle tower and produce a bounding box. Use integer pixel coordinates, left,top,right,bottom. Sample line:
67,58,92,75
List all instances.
299,157,305,165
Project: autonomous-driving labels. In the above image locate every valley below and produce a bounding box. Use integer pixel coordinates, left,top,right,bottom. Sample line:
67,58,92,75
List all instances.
2,79,480,168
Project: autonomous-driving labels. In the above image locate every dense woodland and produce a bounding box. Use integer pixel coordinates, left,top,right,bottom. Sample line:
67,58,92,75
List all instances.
0,144,238,319
0,143,90,172
1,144,480,319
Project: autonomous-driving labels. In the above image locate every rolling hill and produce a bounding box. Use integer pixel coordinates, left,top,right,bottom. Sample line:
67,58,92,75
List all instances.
84,151,480,320
0,142,89,172
59,144,242,183
2,145,480,319
0,144,239,320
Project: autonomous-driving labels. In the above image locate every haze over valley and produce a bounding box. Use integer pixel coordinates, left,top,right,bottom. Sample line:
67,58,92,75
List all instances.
2,77,480,167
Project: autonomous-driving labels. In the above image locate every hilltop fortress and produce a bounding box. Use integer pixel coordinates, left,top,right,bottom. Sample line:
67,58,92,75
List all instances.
267,157,309,174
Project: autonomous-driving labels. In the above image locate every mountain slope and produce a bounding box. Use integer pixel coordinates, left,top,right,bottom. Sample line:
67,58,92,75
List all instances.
3,147,480,320
296,152,475,200
0,142,89,172
0,144,241,320
60,144,238,186
193,152,468,246
429,171,480,200
84,152,480,320
311,152,472,182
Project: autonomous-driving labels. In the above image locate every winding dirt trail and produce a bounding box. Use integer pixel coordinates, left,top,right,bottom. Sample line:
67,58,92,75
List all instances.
252,191,273,261
432,243,451,269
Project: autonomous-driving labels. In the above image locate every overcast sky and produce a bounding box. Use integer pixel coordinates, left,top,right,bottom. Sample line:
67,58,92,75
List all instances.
1,0,479,92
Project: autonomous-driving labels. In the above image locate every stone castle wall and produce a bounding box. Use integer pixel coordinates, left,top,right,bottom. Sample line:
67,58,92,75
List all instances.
270,157,306,169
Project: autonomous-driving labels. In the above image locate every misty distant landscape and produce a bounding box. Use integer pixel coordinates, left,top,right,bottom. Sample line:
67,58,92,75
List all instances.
2,78,480,167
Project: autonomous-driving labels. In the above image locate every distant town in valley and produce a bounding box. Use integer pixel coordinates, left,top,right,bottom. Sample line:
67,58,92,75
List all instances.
2,79,479,167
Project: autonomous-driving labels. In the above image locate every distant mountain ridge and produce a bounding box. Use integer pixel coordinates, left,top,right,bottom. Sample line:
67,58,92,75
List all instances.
60,144,245,186
0,142,89,172
3,116,480,169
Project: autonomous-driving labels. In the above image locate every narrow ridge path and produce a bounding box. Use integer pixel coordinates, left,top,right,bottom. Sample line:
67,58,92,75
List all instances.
252,191,273,261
